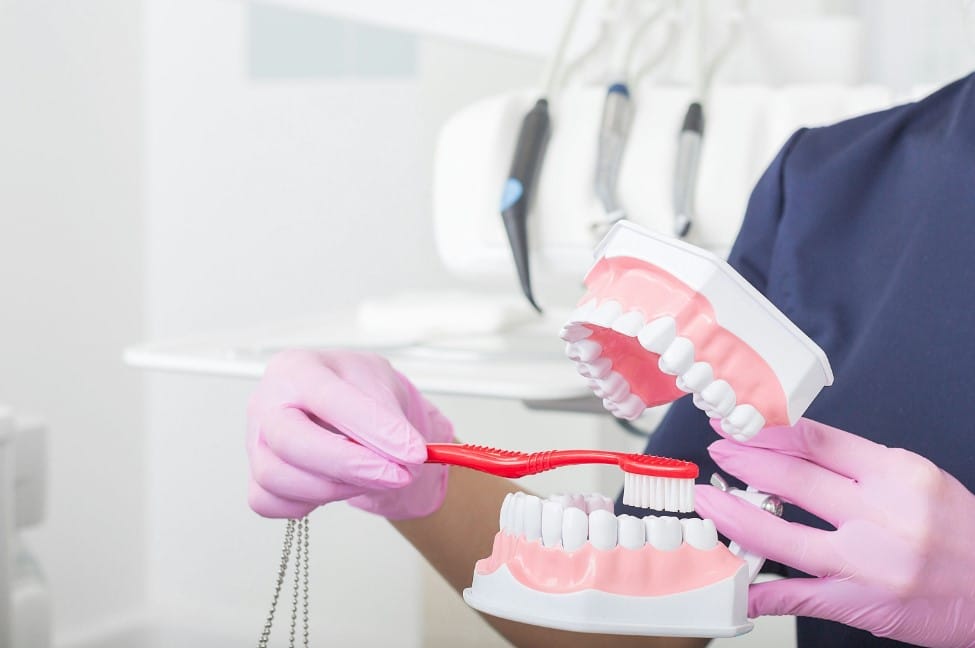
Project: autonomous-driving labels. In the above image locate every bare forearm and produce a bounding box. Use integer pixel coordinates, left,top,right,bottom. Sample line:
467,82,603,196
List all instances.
392,467,708,648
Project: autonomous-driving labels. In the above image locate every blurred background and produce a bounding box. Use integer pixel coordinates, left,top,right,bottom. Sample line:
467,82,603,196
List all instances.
1,1,973,646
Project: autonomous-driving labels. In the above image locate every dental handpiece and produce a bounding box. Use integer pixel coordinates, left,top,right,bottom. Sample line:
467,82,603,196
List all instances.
501,98,551,314
594,82,634,224
673,101,704,239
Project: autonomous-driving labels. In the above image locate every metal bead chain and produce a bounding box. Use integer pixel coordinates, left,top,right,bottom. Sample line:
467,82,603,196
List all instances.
257,517,310,648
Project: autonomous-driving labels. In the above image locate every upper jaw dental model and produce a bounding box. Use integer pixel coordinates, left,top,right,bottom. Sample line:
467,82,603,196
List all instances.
463,221,834,637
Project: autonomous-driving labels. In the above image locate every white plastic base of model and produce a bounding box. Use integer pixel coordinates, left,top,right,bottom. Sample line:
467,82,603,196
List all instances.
464,563,752,638
594,221,833,424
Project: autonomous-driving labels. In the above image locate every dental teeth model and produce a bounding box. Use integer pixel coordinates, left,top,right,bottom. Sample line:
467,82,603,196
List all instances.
561,221,833,440
464,492,752,637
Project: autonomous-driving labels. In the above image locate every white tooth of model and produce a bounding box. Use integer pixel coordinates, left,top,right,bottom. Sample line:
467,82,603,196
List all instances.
559,323,593,343
588,510,618,550
597,372,630,402
578,357,612,379
647,516,682,551
681,518,717,550
659,337,695,375
569,494,587,512
511,493,526,536
637,317,677,354
499,493,513,533
541,501,563,547
590,300,624,327
569,299,598,324
523,495,542,542
610,310,645,336
676,361,714,393
617,514,646,549
573,339,602,363
561,507,589,552
613,393,646,420
701,380,736,418
565,342,583,361
726,404,765,440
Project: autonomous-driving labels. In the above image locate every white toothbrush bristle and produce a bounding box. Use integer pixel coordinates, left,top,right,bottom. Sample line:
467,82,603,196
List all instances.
622,474,695,513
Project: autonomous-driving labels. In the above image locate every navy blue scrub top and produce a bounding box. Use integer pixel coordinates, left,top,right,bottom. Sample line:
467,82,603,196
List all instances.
617,72,975,647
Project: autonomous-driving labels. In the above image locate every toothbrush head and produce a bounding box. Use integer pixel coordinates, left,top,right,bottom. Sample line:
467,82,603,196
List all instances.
620,453,698,513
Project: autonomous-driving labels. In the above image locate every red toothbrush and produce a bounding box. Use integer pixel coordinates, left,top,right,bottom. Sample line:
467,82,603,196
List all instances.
425,443,698,513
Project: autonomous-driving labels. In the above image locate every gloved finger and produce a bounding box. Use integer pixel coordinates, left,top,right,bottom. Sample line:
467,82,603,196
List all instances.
748,577,867,622
709,417,885,481
285,356,428,464
248,481,318,519
262,407,413,489
250,439,372,503
708,439,863,527
694,485,837,578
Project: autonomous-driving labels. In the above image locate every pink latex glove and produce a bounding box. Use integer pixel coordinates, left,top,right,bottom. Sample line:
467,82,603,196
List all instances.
246,349,454,520
694,417,975,647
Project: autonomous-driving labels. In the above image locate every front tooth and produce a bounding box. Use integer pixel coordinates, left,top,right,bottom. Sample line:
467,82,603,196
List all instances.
676,361,713,393
561,507,589,551
567,339,602,363
646,516,682,551
577,357,612,379
548,494,572,508
701,380,736,418
611,310,645,336
659,337,694,375
499,493,513,533
617,514,646,549
511,493,526,536
612,393,646,420
585,494,614,514
588,509,618,550
589,300,623,327
523,495,542,541
681,518,718,550
559,323,593,343
637,317,677,354
723,404,765,440
596,372,629,401
541,501,563,547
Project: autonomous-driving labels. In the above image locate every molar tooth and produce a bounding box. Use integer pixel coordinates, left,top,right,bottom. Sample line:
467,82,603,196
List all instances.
617,514,646,549
701,380,736,418
561,507,589,552
724,404,765,440
499,493,513,533
659,337,695,375
589,300,623,327
588,509,618,550
574,339,602,363
559,323,593,343
587,378,608,398
646,515,682,551
681,518,718,550
597,372,630,401
577,357,612,379
523,495,542,542
637,317,677,354
541,501,563,547
676,361,713,393
612,393,646,420
611,311,645,336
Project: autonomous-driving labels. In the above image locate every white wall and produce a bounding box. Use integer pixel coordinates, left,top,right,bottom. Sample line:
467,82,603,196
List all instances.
0,0,146,643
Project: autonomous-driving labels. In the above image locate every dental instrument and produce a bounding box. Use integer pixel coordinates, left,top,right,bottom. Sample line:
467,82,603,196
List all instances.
672,1,745,238
426,442,697,512
500,0,584,314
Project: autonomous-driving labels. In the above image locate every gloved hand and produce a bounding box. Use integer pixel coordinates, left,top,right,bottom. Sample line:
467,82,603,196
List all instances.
246,349,454,520
694,417,975,648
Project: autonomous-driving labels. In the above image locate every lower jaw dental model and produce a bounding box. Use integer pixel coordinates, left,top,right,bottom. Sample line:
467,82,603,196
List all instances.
463,221,834,638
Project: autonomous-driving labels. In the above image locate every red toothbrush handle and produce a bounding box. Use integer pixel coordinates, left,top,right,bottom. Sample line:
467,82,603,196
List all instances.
425,443,697,479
